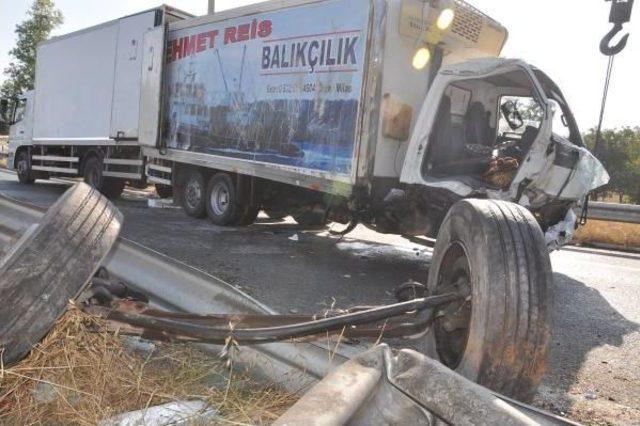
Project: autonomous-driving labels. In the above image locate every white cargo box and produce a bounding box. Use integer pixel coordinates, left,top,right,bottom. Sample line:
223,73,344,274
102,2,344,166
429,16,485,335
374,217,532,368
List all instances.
32,7,189,145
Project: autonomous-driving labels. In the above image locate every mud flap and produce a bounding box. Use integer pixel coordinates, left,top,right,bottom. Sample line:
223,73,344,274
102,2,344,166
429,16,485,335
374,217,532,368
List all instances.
0,183,122,365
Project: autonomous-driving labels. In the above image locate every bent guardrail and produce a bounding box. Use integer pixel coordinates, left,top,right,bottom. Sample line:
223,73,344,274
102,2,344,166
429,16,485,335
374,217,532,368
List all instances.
586,202,640,224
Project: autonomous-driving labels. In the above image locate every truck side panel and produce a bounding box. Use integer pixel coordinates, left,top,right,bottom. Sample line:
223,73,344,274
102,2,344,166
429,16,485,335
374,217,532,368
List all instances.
162,0,371,186
32,11,158,143
34,22,119,141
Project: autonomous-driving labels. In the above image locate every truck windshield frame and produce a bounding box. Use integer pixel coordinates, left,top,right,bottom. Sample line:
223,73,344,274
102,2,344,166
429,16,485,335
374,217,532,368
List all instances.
533,69,584,147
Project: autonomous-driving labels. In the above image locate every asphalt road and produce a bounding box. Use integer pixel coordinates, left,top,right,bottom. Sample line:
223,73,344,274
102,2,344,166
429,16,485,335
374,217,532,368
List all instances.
1,169,638,425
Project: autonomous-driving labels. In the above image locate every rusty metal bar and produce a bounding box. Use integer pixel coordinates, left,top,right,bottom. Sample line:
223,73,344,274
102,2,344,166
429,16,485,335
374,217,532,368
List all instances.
83,292,461,344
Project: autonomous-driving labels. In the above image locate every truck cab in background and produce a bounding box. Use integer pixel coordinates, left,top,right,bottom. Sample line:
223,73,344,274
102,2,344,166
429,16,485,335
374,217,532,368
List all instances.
7,92,35,183
5,6,192,198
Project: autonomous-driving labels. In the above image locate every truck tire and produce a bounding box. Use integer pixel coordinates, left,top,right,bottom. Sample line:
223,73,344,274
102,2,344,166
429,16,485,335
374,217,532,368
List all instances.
82,155,125,199
0,183,122,365
181,168,207,218
425,199,553,401
16,150,35,184
155,184,173,199
205,173,246,226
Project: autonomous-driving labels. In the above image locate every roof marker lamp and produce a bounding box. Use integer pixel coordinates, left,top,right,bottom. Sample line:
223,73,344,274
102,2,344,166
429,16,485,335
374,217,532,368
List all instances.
437,8,455,31
412,47,432,70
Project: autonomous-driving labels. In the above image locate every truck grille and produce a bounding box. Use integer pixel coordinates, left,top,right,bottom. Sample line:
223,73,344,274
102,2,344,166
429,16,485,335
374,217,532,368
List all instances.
451,0,484,43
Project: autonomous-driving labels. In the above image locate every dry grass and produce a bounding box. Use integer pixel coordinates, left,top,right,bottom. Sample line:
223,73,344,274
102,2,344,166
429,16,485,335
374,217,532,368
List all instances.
575,219,640,249
0,305,297,425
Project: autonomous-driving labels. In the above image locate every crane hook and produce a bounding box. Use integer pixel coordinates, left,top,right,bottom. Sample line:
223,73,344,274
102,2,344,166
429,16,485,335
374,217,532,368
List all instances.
600,22,630,55
600,0,634,56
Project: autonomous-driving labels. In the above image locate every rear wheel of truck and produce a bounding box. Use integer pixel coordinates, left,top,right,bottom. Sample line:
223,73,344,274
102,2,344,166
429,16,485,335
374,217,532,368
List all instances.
205,173,256,226
82,155,125,199
16,151,35,184
425,199,553,401
180,169,207,218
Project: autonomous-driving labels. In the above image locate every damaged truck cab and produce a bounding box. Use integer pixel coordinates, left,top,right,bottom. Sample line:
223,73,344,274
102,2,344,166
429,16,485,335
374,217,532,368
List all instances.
397,59,609,249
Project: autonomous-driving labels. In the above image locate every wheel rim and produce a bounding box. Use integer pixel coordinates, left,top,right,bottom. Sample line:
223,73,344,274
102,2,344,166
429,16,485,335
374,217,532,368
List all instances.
433,241,473,369
209,182,230,216
185,178,202,210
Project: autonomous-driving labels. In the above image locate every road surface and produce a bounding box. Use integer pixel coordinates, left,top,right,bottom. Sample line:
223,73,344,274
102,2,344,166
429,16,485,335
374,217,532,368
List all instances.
1,169,638,424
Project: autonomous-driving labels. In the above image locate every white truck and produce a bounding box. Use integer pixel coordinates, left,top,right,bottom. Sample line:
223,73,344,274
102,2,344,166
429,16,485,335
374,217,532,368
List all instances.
5,6,191,197
6,0,609,400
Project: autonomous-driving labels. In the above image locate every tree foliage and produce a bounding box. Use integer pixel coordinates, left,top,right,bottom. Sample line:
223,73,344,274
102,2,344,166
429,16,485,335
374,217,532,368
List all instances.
0,0,63,131
584,127,640,204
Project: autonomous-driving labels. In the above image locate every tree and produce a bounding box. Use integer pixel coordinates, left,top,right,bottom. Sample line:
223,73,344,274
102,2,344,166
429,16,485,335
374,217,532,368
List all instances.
584,127,640,204
0,0,63,132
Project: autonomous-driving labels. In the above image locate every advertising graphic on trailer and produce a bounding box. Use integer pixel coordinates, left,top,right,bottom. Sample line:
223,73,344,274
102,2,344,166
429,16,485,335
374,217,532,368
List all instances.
162,0,370,177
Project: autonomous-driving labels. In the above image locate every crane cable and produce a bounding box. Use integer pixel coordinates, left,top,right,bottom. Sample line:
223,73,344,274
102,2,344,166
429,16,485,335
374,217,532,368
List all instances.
593,55,616,158
582,55,616,225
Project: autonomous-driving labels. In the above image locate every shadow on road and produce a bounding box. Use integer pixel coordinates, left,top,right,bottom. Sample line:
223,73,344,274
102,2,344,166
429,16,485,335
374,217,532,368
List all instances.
0,177,69,207
537,272,639,412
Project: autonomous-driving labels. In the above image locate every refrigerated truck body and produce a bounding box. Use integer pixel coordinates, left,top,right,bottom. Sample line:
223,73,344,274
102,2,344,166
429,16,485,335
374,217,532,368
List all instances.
7,0,610,400
6,6,192,197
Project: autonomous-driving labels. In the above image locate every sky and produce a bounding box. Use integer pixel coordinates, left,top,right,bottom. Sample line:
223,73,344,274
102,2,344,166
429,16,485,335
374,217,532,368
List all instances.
0,0,638,130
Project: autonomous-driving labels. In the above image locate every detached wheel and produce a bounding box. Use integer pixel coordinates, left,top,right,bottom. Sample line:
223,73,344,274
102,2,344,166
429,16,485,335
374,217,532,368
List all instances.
0,183,122,365
426,199,553,401
16,150,35,184
181,168,206,218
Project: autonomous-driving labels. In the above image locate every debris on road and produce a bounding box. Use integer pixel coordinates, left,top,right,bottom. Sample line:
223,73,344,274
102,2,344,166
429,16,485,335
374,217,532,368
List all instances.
99,400,216,425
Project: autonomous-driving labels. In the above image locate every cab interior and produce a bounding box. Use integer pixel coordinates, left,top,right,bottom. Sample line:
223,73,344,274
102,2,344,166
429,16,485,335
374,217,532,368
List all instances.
422,69,552,190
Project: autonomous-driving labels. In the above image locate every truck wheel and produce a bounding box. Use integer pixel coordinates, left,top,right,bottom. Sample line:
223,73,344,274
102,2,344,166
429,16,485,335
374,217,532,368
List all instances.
16,151,35,184
425,199,553,401
205,173,243,226
155,184,173,199
0,183,122,365
181,168,206,218
83,155,124,199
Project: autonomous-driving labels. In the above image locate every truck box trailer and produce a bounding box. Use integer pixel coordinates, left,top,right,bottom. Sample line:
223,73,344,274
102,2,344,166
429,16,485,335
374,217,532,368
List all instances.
6,6,191,197
6,0,610,401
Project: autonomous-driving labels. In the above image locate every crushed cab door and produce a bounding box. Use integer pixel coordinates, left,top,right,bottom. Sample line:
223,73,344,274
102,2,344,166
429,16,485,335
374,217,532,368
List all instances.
138,26,165,148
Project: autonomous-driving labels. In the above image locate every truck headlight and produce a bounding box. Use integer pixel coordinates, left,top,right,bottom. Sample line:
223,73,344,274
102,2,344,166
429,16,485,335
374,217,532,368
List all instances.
437,8,455,31
412,47,431,70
